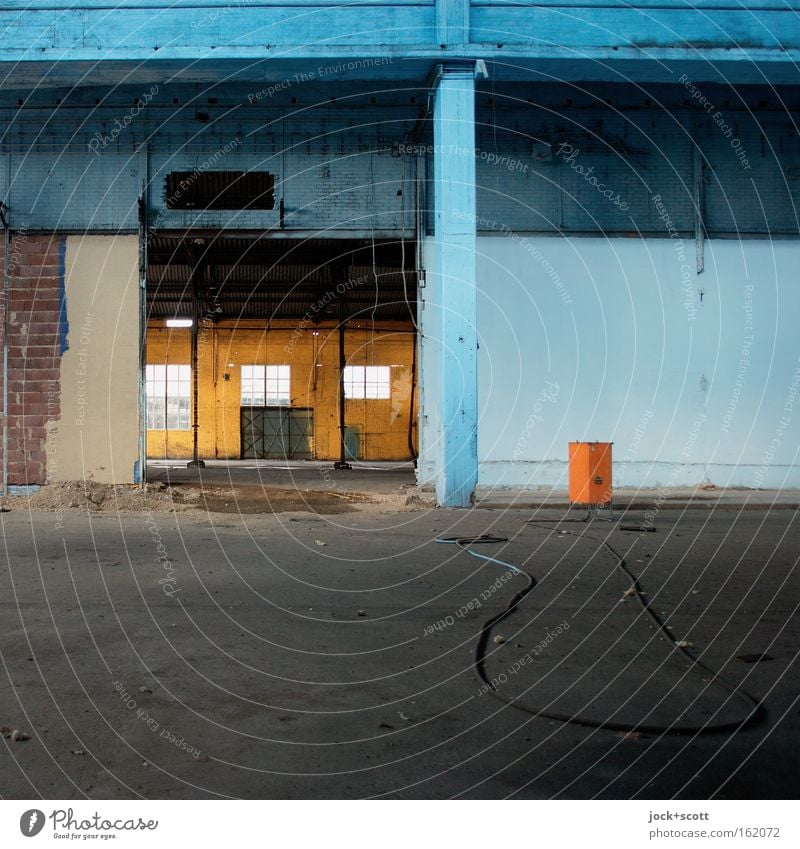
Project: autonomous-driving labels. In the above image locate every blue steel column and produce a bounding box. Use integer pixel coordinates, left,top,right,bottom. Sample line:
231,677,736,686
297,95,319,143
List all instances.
432,64,478,507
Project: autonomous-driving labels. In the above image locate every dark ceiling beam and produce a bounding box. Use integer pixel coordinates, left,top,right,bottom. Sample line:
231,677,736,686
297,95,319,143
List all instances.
147,284,411,294
146,243,415,267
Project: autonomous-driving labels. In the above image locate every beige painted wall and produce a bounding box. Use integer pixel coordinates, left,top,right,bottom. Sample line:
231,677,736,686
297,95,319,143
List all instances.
47,235,140,483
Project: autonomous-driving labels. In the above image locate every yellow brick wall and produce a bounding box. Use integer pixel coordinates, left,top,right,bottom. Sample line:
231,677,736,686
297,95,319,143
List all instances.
146,320,417,461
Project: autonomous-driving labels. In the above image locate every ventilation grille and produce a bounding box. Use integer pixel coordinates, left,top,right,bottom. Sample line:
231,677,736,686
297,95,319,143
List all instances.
165,171,275,210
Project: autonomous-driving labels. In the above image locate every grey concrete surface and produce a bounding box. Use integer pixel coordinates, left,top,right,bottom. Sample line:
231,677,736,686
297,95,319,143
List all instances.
475,485,800,510
148,459,799,510
147,460,417,499
0,501,798,799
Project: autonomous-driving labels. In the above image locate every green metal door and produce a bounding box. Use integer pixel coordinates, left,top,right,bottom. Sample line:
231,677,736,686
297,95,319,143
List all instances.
241,407,313,459
344,425,360,461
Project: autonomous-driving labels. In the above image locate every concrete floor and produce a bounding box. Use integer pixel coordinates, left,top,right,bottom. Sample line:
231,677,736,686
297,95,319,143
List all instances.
0,499,798,799
147,459,417,499
147,459,800,509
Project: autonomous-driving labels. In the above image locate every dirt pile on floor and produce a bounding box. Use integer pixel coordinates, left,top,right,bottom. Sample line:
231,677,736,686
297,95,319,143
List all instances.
0,480,426,515
0,481,184,514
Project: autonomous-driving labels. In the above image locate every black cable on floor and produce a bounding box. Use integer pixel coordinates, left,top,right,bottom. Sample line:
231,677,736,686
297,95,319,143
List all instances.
436,527,765,736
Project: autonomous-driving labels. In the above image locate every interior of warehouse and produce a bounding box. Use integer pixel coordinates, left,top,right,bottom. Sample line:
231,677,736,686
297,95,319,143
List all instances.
144,235,417,463
2,0,800,815
145,322,416,461
1,79,798,499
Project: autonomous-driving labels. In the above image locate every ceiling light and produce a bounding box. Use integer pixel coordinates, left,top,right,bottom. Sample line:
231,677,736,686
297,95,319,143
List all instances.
166,318,193,328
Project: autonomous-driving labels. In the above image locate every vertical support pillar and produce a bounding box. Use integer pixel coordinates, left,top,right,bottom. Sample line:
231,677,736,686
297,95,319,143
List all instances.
1,214,8,496
188,278,201,467
187,245,206,469
432,63,478,507
334,295,351,470
692,142,705,275
137,193,148,485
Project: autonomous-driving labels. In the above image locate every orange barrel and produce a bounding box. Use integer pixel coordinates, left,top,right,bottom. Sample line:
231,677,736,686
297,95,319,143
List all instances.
568,442,612,505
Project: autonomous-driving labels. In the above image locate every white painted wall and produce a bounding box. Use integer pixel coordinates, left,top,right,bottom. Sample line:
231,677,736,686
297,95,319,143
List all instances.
420,235,800,490
47,235,140,484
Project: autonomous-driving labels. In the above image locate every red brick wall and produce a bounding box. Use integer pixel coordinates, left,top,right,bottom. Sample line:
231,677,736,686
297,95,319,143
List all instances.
1,233,66,487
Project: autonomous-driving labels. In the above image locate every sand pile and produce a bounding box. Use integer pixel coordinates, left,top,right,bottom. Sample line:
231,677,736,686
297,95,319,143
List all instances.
0,480,185,514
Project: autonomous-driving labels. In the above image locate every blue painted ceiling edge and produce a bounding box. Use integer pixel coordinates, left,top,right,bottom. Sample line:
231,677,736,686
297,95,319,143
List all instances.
0,79,797,109
0,2,800,86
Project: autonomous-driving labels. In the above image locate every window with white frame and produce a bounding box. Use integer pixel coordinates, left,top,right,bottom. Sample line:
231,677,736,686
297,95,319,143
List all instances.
241,365,291,406
146,364,191,430
343,365,391,399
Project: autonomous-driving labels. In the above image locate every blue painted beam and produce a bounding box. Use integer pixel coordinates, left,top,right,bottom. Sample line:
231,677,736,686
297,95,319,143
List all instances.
469,5,800,51
4,0,799,8
471,0,800,8
432,62,478,507
6,1,429,6
1,55,799,90
0,6,436,54
1,2,800,73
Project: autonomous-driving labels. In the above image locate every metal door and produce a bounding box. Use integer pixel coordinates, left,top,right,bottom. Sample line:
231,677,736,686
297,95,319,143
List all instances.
344,426,360,461
241,407,313,460
286,409,314,459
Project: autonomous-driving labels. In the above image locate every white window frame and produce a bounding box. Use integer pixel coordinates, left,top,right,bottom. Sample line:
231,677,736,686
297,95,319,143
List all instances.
145,364,191,430
343,365,391,399
241,364,291,406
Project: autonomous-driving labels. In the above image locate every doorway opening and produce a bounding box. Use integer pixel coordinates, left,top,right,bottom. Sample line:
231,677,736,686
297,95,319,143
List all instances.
144,233,418,469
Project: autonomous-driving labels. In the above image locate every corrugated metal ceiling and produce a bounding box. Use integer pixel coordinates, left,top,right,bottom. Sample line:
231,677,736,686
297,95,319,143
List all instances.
146,235,417,322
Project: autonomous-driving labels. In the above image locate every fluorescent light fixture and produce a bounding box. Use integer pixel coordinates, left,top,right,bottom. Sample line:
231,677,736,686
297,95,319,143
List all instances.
166,318,193,328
